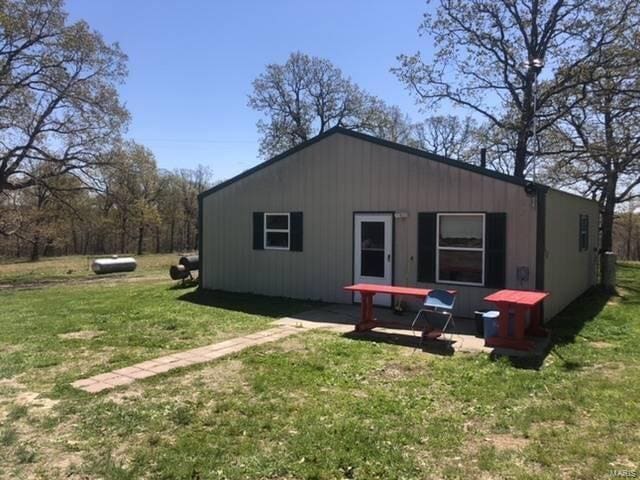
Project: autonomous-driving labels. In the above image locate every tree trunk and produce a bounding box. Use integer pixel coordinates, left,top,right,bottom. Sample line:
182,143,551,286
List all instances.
169,219,175,252
514,129,528,178
155,226,161,254
626,211,633,260
120,217,127,253
514,77,535,179
43,238,54,257
600,101,617,284
601,176,617,253
600,198,616,284
72,223,79,255
30,235,40,262
137,224,144,255
185,220,191,251
96,232,105,254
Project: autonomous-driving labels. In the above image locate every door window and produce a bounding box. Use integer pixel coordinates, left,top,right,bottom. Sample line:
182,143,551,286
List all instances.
361,221,385,277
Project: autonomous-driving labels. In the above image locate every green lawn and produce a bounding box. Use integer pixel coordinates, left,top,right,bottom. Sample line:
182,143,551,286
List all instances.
0,262,639,479
0,253,180,286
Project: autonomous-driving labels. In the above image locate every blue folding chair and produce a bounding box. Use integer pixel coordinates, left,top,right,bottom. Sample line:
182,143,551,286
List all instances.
411,289,457,344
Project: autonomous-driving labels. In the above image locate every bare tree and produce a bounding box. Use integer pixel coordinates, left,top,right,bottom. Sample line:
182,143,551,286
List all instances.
367,104,416,145
413,115,478,161
249,51,405,157
393,0,635,178
543,14,640,267
0,0,129,197
101,142,159,254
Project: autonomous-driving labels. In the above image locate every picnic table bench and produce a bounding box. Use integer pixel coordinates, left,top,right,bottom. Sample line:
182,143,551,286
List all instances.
483,289,550,350
343,284,452,332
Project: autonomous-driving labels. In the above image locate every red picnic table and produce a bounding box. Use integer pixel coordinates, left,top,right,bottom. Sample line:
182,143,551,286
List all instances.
343,284,455,332
483,289,550,351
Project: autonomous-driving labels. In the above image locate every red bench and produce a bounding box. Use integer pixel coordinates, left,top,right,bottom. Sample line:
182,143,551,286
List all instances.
343,284,453,332
483,289,550,350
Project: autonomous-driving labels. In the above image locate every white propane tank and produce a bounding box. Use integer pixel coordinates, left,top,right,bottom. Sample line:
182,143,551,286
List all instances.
91,256,137,274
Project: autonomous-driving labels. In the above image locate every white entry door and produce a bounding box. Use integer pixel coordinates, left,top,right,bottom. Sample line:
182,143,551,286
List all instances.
354,213,393,306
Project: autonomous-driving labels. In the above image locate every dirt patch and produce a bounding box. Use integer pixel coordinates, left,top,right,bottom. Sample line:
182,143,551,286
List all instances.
106,385,144,405
589,341,613,349
267,335,309,354
611,456,638,470
99,274,168,288
58,330,104,340
372,360,425,382
586,361,626,379
0,379,59,415
485,433,530,451
530,420,567,435
0,343,21,354
171,358,248,396
0,273,168,291
0,377,22,391
1,416,86,480
51,451,84,475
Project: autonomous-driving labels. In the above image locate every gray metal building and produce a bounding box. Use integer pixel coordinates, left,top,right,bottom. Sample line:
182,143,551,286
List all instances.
199,127,599,320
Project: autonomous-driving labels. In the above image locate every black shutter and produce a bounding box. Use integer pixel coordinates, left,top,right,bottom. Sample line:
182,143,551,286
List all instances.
417,213,437,283
579,214,589,251
485,212,507,288
290,212,303,251
253,212,264,250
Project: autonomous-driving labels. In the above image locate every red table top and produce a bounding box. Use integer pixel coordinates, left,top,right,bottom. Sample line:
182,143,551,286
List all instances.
344,284,455,298
484,289,549,307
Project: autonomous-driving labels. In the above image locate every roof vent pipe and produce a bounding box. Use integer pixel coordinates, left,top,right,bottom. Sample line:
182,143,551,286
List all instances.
480,148,487,169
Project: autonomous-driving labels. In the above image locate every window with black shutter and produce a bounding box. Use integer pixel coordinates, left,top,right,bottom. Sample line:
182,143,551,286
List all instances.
417,213,437,283
418,211,507,288
485,213,507,288
290,212,303,251
253,212,264,250
437,213,485,286
264,213,290,250
253,212,303,252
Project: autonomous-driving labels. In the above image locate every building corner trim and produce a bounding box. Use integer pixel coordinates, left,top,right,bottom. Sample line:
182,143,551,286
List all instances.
197,195,203,291
535,188,547,291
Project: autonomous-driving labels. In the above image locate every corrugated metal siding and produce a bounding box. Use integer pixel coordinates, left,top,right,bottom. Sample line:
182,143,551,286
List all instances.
544,189,600,319
202,132,540,318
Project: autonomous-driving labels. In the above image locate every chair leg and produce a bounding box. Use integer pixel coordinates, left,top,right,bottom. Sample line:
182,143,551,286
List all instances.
411,310,425,333
441,313,455,341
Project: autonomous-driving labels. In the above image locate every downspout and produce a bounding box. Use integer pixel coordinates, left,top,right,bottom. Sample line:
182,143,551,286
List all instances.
535,186,547,321
535,186,547,292
197,194,203,291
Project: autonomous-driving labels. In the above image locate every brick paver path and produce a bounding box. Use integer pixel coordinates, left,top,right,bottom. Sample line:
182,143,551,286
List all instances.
71,324,317,393
71,305,498,394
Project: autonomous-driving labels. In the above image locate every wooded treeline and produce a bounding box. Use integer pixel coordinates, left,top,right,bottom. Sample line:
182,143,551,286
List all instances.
0,142,212,260
0,0,212,260
614,202,640,261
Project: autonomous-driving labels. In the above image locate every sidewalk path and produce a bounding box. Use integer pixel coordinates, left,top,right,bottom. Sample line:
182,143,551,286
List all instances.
72,320,349,394
70,304,501,394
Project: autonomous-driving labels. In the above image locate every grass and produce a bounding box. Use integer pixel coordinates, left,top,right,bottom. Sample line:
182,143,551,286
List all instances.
0,253,180,286
0,258,639,479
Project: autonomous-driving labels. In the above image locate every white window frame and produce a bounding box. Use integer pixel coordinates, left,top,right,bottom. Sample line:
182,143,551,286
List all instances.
264,212,290,251
436,212,486,286
579,214,589,252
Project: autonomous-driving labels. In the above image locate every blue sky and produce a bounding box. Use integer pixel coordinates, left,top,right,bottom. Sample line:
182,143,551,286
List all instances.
65,0,433,181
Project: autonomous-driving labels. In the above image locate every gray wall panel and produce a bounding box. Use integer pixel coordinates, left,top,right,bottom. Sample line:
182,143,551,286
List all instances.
202,132,594,319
